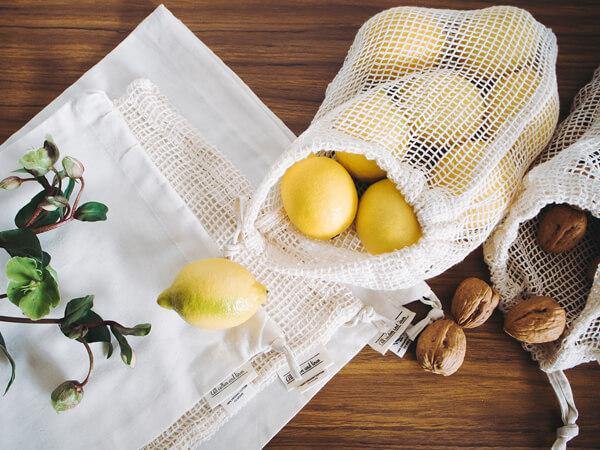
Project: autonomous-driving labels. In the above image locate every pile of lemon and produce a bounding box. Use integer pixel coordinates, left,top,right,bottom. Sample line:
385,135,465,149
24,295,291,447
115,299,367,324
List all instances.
281,7,557,254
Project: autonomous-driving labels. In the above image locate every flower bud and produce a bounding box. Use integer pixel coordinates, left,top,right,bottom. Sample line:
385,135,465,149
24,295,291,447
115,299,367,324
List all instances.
19,147,54,176
0,176,23,190
51,380,83,412
62,156,84,179
44,140,60,164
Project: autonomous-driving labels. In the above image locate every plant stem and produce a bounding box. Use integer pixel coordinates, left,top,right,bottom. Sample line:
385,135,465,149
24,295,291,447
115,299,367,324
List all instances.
32,178,84,235
0,293,7,300
37,175,52,193
24,206,43,228
0,314,126,330
79,340,94,387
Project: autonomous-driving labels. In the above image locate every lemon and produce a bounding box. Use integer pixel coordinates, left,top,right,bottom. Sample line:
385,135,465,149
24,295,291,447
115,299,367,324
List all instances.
431,140,487,196
333,90,412,182
281,156,358,240
356,179,422,254
457,7,540,76
487,68,541,132
335,152,386,183
512,93,558,155
359,10,445,83
408,70,485,145
157,258,267,330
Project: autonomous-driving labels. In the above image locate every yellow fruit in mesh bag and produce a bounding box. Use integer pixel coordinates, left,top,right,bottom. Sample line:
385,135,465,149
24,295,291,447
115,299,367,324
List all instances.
431,140,516,229
359,9,446,82
157,258,267,330
333,90,412,182
408,70,486,145
457,6,540,75
281,156,358,240
356,179,422,255
487,68,541,133
513,94,558,155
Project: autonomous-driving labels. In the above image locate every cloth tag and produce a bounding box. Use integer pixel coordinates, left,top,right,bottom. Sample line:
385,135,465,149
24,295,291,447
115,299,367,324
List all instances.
220,383,258,415
389,332,413,358
368,306,415,355
277,348,333,391
205,361,258,409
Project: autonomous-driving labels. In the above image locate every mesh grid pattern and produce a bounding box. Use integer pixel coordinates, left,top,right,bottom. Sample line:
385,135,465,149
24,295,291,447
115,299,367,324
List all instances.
114,79,363,448
485,67,600,372
241,6,559,290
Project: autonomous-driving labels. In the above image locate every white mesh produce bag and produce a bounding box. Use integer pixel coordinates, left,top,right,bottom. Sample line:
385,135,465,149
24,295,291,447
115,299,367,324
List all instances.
235,6,558,290
113,80,366,448
484,67,600,450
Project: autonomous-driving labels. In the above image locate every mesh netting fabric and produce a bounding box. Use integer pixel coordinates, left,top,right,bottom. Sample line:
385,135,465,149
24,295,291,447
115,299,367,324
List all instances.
485,67,600,372
113,79,364,448
238,6,558,290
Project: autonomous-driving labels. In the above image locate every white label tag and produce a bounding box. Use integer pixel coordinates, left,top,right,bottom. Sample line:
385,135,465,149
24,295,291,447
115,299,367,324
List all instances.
204,361,258,409
389,332,413,358
277,348,333,391
368,306,416,355
220,382,257,414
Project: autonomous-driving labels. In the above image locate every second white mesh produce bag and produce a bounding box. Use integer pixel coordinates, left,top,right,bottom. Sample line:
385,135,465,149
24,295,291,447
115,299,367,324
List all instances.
234,6,558,290
485,67,600,449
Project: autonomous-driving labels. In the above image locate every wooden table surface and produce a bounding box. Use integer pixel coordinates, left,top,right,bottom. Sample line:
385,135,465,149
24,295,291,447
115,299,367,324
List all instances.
1,1,599,448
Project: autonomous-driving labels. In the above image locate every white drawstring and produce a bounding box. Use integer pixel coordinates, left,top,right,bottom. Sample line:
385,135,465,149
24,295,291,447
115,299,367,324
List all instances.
271,336,302,379
344,305,396,333
405,296,445,340
548,370,579,450
223,197,246,258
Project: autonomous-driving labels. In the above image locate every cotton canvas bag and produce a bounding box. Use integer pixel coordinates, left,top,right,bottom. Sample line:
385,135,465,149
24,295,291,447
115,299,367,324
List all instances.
235,6,559,290
485,67,600,449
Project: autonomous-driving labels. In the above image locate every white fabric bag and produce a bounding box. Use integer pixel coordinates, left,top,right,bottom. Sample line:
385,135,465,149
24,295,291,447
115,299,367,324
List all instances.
0,91,296,449
237,6,558,290
485,67,600,449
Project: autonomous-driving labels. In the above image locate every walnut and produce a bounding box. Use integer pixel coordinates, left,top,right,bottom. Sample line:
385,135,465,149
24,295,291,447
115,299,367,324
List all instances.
503,296,566,344
451,277,499,328
416,319,466,376
537,204,587,253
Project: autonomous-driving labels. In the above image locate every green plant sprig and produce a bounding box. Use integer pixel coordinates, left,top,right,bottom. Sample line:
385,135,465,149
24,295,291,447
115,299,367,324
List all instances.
0,137,151,412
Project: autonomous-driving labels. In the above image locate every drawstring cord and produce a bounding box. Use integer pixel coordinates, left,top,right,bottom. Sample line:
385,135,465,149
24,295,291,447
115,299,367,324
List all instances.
344,305,396,333
271,336,302,379
223,197,246,258
548,370,579,450
405,296,444,340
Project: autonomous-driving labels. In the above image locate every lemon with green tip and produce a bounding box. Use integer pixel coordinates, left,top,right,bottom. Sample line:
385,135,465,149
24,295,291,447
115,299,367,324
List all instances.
356,179,422,254
157,258,267,330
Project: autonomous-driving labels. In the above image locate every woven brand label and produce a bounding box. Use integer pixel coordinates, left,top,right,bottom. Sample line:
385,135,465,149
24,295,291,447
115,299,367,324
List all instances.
389,332,413,358
220,382,257,414
205,361,258,409
277,348,333,391
368,306,416,355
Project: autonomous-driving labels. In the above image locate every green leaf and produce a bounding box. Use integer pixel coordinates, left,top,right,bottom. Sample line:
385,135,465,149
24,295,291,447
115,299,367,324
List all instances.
12,168,30,174
61,296,94,330
112,323,151,337
0,229,42,259
63,178,75,201
0,331,16,395
15,190,61,229
6,257,60,320
41,251,51,267
110,326,135,367
74,202,108,222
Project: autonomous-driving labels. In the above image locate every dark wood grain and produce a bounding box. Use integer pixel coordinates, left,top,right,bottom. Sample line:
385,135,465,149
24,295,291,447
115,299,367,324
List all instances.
1,1,599,448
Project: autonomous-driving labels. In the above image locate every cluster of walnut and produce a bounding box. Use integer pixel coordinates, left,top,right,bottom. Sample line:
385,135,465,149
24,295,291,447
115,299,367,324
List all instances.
416,277,498,376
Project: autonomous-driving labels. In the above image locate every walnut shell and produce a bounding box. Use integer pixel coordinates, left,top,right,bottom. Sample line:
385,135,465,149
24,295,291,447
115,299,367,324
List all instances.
451,277,499,328
504,296,566,344
537,204,587,253
416,319,466,376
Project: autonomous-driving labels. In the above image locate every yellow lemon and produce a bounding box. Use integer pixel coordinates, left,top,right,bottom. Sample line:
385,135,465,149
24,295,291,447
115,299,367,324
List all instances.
359,9,446,83
487,68,541,133
512,94,558,158
157,258,267,330
356,179,422,254
457,6,540,76
281,156,358,240
408,70,486,145
431,140,488,195
333,90,412,182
